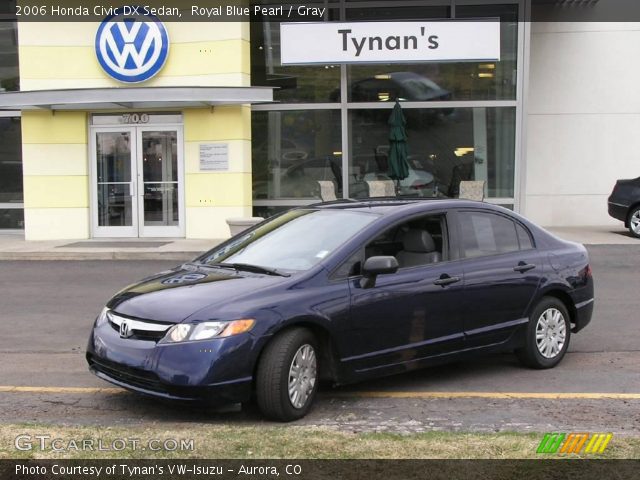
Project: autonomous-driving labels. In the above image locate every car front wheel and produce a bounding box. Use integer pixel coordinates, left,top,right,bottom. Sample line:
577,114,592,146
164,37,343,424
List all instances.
516,297,571,369
256,328,319,421
628,207,640,238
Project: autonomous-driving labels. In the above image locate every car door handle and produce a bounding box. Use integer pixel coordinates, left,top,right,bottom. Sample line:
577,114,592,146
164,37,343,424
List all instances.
433,274,461,286
513,262,536,273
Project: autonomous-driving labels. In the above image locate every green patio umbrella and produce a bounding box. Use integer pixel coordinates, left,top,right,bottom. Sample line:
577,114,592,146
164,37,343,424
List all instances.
387,100,410,194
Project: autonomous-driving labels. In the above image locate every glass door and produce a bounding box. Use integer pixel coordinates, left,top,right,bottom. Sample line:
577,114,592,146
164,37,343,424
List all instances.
92,127,138,237
136,127,184,238
91,125,184,238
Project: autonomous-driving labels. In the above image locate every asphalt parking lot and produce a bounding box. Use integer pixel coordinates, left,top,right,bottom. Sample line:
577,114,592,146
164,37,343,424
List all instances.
0,245,639,434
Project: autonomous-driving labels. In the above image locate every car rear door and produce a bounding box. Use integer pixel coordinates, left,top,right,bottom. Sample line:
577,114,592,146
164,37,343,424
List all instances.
343,212,466,375
454,209,543,347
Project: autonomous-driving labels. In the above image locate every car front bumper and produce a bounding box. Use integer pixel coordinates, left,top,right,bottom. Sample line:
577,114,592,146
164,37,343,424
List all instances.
86,321,257,405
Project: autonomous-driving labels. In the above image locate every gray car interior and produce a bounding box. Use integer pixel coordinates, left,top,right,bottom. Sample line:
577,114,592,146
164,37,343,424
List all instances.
362,215,445,270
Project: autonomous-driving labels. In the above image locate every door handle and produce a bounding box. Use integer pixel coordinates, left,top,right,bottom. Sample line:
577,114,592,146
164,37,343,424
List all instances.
433,274,461,287
513,262,536,273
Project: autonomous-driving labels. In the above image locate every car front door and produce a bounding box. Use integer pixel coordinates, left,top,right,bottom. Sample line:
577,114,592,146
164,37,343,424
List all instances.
455,209,543,346
343,213,466,375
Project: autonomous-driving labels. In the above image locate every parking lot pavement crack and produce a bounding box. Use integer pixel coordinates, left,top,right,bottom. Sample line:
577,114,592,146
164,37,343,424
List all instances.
42,398,80,407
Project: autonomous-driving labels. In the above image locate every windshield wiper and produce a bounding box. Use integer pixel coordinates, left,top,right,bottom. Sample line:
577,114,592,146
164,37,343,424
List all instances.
215,263,291,277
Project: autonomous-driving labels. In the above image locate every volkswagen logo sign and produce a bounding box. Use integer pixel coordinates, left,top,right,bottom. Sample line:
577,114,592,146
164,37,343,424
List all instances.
95,7,169,83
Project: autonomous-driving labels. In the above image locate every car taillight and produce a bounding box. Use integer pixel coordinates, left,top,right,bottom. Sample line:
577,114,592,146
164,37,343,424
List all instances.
584,264,592,278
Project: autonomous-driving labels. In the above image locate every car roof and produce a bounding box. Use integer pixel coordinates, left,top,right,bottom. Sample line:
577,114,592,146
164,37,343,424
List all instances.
307,198,501,216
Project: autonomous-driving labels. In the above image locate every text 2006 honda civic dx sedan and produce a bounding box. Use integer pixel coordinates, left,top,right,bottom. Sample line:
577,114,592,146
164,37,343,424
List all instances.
87,199,594,421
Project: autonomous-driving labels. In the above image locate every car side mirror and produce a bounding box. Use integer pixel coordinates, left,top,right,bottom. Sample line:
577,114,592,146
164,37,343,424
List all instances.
360,256,399,289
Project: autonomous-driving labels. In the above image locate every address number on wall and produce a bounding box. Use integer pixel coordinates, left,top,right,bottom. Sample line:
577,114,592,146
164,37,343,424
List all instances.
122,113,150,124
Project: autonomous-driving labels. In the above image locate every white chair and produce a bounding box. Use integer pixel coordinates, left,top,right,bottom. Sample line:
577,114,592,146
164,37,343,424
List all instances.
317,181,337,202
459,180,486,201
366,179,396,197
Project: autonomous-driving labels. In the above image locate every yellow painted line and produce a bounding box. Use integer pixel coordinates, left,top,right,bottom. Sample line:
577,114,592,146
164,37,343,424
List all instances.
332,391,640,400
0,386,124,394
0,386,639,400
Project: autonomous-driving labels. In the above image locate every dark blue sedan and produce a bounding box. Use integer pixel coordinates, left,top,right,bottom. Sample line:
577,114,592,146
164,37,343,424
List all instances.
87,199,594,421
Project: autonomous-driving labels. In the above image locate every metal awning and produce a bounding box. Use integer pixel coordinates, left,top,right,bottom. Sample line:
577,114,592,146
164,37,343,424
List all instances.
0,86,274,111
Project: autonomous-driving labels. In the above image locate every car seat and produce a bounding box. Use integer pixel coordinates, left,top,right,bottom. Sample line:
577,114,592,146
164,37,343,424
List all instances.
396,229,441,267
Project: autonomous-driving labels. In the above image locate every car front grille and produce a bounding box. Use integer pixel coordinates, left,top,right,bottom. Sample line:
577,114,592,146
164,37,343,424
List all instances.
87,354,165,393
108,312,172,341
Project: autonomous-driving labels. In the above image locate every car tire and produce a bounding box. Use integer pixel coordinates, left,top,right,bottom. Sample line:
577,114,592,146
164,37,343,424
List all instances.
516,297,571,369
256,328,319,422
628,207,640,238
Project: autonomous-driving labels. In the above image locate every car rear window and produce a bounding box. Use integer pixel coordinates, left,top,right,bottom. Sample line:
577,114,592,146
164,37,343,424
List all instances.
516,222,534,250
459,211,521,258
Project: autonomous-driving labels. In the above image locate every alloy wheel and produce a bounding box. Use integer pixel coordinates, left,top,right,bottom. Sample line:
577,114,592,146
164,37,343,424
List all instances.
288,344,317,409
631,210,640,235
535,308,567,359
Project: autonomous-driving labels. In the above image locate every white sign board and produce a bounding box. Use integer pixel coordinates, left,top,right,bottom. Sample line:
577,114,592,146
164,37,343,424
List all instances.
199,143,229,171
280,21,500,65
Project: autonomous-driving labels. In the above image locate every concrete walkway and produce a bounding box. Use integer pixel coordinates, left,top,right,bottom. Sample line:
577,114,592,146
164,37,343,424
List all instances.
0,226,637,261
0,235,221,261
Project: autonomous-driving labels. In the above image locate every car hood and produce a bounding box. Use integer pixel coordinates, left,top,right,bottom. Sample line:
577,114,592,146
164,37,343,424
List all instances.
106,265,289,323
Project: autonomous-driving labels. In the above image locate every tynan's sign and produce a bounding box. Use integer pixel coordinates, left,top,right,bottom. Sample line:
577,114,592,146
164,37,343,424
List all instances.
280,21,500,65
95,7,169,83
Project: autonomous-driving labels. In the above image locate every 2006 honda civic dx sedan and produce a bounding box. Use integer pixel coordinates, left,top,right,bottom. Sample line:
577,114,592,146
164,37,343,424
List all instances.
87,199,594,421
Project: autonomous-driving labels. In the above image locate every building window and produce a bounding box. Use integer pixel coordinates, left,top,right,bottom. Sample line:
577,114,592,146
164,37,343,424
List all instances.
252,110,342,200
251,1,522,216
250,9,341,103
0,22,19,92
0,20,21,231
0,116,23,230
349,107,515,199
346,4,518,102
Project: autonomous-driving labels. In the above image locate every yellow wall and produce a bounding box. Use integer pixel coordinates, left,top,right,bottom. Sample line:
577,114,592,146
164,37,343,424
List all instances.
21,111,90,240
19,20,252,240
18,22,250,90
184,106,252,238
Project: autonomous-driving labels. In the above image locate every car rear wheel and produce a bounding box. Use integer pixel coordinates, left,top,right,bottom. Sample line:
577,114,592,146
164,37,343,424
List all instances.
628,207,640,238
255,328,319,421
516,297,571,369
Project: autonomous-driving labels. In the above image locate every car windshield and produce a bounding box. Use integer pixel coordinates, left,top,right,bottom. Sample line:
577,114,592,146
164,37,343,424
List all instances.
199,209,379,272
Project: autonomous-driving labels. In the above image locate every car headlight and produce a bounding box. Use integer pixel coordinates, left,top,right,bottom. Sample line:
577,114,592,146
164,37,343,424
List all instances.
95,307,110,327
160,319,255,344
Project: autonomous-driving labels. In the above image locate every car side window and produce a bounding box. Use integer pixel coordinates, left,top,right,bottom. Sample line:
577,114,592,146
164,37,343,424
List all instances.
516,222,534,250
331,214,448,278
459,211,520,258
367,214,447,269
331,249,364,280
